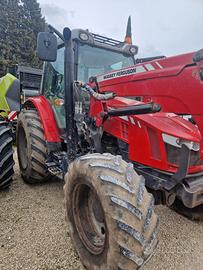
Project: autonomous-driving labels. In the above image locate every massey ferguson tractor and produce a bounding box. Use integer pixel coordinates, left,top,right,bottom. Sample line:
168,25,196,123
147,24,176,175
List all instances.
14,22,203,269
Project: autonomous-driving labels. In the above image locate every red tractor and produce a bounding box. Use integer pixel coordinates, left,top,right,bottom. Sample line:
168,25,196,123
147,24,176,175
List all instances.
16,24,202,269
96,19,203,219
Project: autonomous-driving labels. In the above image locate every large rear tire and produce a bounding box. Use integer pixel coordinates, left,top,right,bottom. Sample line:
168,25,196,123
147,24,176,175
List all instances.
0,121,14,189
17,109,50,183
64,153,159,270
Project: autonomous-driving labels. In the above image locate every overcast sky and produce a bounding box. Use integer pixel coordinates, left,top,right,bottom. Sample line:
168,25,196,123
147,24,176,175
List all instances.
38,0,203,57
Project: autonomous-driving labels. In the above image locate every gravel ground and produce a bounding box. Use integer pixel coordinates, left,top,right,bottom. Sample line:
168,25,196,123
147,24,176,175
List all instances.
0,151,203,270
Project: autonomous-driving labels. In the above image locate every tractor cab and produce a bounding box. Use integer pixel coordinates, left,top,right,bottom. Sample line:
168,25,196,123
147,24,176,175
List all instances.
40,27,138,131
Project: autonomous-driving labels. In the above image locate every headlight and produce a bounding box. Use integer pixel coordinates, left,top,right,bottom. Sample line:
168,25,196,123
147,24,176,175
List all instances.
177,139,200,151
123,44,138,55
162,133,200,152
79,32,89,41
129,46,138,55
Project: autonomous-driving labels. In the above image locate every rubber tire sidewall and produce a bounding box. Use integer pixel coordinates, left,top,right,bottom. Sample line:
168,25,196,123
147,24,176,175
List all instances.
17,112,33,181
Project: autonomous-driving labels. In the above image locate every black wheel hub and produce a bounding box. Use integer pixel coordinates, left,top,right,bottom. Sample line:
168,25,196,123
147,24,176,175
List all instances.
72,182,106,255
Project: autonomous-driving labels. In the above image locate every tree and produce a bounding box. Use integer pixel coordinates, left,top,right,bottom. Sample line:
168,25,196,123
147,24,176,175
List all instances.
0,0,45,77
20,0,45,67
0,0,20,75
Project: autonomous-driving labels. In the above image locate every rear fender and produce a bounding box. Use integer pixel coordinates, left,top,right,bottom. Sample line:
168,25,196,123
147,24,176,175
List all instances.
23,96,61,143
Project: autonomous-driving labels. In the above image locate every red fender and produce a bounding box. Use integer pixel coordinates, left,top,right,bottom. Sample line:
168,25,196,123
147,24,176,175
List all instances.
24,96,61,143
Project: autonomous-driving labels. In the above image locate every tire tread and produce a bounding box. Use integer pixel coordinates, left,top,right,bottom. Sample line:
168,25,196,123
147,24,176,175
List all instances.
0,122,14,189
17,110,50,183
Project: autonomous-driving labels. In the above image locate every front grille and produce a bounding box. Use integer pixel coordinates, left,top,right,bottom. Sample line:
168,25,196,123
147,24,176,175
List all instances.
165,143,203,166
148,127,161,160
121,122,128,139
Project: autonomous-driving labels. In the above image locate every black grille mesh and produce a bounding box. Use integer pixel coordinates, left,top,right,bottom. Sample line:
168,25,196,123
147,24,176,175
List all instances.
165,143,203,166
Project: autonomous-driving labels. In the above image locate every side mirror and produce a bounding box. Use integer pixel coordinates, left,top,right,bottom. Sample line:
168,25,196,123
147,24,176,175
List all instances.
37,32,57,62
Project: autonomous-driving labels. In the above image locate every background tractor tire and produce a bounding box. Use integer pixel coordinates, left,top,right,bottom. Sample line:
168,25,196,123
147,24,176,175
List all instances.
0,121,14,189
17,109,50,183
64,153,159,270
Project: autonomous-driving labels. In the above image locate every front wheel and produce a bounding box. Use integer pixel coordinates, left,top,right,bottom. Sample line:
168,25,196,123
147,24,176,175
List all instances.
64,153,159,270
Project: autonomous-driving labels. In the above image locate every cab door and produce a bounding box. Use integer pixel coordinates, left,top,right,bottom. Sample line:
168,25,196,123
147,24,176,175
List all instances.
42,46,66,132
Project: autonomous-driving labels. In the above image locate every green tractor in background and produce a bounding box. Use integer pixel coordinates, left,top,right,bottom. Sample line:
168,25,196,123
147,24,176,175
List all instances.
0,73,20,119
0,73,20,189
0,66,42,189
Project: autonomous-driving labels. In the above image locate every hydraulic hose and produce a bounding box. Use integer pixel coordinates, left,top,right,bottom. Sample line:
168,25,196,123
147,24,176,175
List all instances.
74,81,115,100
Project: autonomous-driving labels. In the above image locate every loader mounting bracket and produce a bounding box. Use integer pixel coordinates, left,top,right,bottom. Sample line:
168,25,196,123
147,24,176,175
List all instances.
172,144,190,182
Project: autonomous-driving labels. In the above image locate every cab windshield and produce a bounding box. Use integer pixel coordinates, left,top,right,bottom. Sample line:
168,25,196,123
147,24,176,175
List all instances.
43,43,135,101
77,44,135,82
42,43,135,130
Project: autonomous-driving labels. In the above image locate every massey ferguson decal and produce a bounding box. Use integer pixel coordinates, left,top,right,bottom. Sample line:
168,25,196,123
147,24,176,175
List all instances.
104,67,137,80
97,63,161,82
98,67,138,82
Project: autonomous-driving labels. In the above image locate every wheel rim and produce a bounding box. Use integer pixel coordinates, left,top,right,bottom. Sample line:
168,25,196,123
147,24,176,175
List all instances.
72,182,106,255
18,126,28,170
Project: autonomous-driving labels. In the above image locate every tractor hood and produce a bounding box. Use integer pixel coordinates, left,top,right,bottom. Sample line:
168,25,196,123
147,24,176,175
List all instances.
106,97,202,143
138,112,201,142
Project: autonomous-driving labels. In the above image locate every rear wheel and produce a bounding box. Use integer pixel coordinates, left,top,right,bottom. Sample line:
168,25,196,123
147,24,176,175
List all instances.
0,121,14,189
64,153,159,270
17,109,51,183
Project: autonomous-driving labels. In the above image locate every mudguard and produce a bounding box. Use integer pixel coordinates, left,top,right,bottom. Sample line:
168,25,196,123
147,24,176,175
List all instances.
23,96,61,143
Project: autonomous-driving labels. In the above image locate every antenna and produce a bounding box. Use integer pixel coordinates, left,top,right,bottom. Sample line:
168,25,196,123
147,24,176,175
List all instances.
124,16,132,44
